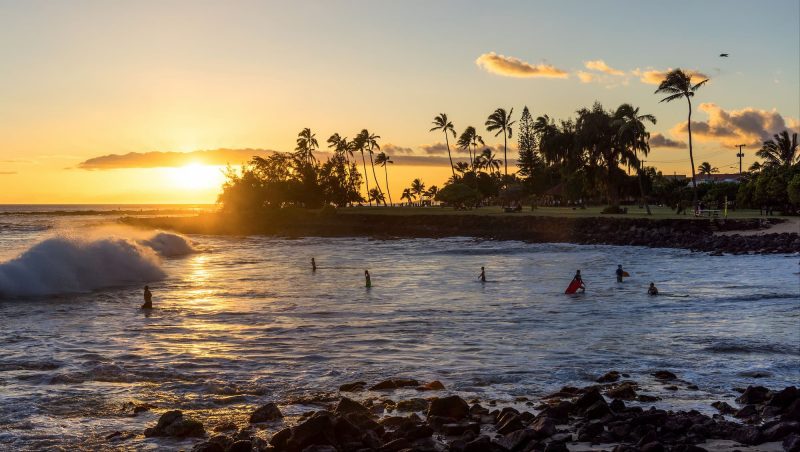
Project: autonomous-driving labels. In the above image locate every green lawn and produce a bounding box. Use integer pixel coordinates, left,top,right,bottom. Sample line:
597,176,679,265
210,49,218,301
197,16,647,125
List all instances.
335,205,779,219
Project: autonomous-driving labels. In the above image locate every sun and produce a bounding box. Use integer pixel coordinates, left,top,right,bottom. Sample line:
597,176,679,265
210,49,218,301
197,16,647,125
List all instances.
169,163,224,190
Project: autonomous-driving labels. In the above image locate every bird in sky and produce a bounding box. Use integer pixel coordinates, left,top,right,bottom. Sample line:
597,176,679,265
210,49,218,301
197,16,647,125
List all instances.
719,53,729,57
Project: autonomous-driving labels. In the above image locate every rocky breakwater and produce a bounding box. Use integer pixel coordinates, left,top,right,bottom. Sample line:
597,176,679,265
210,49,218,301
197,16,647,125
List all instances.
149,373,800,452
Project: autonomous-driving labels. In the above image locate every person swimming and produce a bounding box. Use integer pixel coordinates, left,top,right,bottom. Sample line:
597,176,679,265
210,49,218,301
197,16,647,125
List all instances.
616,264,625,283
364,270,371,288
478,266,486,282
648,282,659,296
573,270,586,293
141,285,153,309
311,257,317,271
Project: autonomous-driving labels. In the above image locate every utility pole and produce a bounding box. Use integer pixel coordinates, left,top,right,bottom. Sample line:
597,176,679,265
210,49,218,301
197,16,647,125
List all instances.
736,144,746,178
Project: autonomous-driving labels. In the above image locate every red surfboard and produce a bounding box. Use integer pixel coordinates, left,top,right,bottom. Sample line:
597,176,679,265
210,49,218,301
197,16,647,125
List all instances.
565,279,582,294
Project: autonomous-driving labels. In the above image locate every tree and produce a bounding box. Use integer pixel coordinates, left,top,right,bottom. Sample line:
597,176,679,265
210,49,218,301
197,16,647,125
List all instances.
757,130,798,169
485,107,516,177
375,152,394,206
295,128,319,164
477,148,501,173
411,178,426,205
615,103,656,214
457,126,484,171
366,131,384,202
425,185,439,200
517,106,538,179
368,188,385,205
400,188,413,206
697,161,719,177
654,69,709,205
435,183,480,209
430,113,457,178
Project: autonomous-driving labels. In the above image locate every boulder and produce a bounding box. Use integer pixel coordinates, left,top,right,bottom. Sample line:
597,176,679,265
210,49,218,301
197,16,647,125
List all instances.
711,401,737,415
416,380,446,391
395,398,428,412
427,395,469,420
783,433,800,452
762,421,800,442
737,386,771,405
574,387,604,413
370,379,420,390
606,382,637,400
339,381,366,392
597,371,621,383
249,402,283,423
585,400,612,420
530,416,556,439
334,397,369,415
652,370,677,381
144,410,205,438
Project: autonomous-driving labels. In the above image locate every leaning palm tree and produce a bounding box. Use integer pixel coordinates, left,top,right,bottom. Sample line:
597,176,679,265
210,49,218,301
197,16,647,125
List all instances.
352,130,372,206
485,108,516,177
365,131,385,202
430,113,457,178
457,126,484,170
757,130,798,168
295,128,319,164
400,188,413,206
410,178,426,206
615,104,657,215
374,152,394,206
655,69,709,205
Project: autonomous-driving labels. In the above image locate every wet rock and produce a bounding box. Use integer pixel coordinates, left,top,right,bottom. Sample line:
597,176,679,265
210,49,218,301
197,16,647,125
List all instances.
191,442,224,452
302,446,337,452
640,441,665,452
544,442,568,452
495,428,536,451
606,382,637,400
762,421,800,442
732,425,762,445
597,371,621,383
144,410,205,438
735,404,758,419
370,379,420,390
537,401,572,424
652,370,677,380
737,385,771,405
285,411,338,450
609,399,626,413
250,402,283,423
585,400,612,420
530,416,556,439
228,440,252,452
339,381,366,392
574,387,604,414
496,412,524,434
334,397,369,415
270,427,292,449
379,438,411,452
427,395,469,420
416,380,445,391
463,435,492,452
637,394,660,403
711,401,737,415
784,433,800,452
784,400,800,422
769,387,799,409
442,421,480,436
577,420,605,441
395,398,428,412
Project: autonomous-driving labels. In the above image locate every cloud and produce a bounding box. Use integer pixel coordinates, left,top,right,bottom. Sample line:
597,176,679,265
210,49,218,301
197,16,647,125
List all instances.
475,52,569,79
419,143,450,155
633,68,709,85
649,133,686,148
381,143,415,155
584,60,624,76
669,103,799,147
78,148,276,169
0,171,17,175
576,71,595,83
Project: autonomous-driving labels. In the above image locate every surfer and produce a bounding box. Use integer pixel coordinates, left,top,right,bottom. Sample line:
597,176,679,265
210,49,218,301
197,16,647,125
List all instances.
364,270,371,288
478,266,486,282
570,270,586,293
648,282,659,296
141,286,153,309
616,265,625,283
311,257,317,271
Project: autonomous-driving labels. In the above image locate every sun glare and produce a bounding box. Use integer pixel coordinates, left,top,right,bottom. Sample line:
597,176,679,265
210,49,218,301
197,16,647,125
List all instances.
170,163,224,190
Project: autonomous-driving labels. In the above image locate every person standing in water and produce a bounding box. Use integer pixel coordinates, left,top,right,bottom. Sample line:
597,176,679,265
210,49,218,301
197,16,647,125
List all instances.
616,265,625,283
141,286,153,309
648,282,659,296
311,258,317,272
478,266,486,282
573,270,586,293
364,270,371,288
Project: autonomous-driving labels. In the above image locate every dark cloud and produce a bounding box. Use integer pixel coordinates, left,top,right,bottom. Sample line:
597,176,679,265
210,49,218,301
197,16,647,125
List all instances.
649,133,686,148
78,148,276,169
669,103,798,146
419,143,450,155
381,143,415,155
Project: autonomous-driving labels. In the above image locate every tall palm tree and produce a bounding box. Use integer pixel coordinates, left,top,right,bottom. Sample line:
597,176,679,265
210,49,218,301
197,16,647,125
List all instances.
655,69,709,204
757,130,798,168
295,128,319,164
457,126,484,170
430,113,457,178
697,161,718,177
615,104,657,214
485,107,516,177
328,133,360,206
374,152,394,206
365,131,384,202
353,130,372,206
478,148,501,173
400,188,413,206
411,178,426,206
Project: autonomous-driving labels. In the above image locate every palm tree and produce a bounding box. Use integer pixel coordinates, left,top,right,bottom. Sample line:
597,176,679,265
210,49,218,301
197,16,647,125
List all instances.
411,178,426,206
374,152,394,206
477,148,501,173
697,161,719,181
295,128,319,164
430,113,457,178
425,185,439,200
655,69,709,205
757,130,798,168
485,108,516,177
457,126,484,170
352,130,372,206
365,131,385,202
615,104,657,214
400,188,413,206
368,188,385,205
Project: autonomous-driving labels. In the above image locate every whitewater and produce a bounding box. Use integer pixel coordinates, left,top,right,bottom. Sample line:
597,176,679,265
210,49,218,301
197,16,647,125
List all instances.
0,208,798,451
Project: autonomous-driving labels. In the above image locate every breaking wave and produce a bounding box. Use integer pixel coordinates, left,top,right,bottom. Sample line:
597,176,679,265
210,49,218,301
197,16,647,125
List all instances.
0,231,194,297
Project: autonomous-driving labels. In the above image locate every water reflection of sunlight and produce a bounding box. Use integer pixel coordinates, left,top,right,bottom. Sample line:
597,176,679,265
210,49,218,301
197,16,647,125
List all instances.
186,254,218,310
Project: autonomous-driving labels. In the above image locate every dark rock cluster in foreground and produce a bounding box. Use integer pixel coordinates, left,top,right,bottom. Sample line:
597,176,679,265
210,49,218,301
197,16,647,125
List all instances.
134,374,800,452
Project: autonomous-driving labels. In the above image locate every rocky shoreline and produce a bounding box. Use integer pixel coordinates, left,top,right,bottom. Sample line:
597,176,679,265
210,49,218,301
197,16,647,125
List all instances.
112,373,800,452
121,212,800,255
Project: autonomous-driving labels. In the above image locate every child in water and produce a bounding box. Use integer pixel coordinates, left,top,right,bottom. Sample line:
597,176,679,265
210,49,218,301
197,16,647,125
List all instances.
478,266,486,282
364,270,371,288
648,282,659,296
311,257,317,271
141,286,152,309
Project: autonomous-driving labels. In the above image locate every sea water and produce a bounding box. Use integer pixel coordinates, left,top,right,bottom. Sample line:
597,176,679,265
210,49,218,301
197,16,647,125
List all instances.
0,207,798,450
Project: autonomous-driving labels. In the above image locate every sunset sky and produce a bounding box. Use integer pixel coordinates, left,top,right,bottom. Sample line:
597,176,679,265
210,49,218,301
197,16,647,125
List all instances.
1,0,798,203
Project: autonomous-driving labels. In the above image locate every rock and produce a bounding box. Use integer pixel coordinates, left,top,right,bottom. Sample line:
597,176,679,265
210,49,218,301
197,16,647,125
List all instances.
379,438,411,452
762,421,800,442
370,379,420,390
606,382,637,400
577,420,605,441
496,412,524,434
250,402,283,423
270,427,292,449
144,410,205,438
302,446,337,452
597,371,621,383
228,440,252,452
585,400,612,420
732,425,762,445
637,394,660,403
769,387,799,409
735,404,758,419
640,441,665,452
737,385,771,405
495,428,536,451
213,421,238,432
463,435,492,452
711,401,737,415
537,401,572,424
334,397,369,415
427,395,469,420
574,387,604,413
530,416,556,439
783,433,800,452
395,398,428,412
442,421,480,436
286,411,338,450
653,370,677,380
784,400,800,422
191,442,224,452
609,399,626,413
339,381,366,392
544,442,568,452
416,380,445,391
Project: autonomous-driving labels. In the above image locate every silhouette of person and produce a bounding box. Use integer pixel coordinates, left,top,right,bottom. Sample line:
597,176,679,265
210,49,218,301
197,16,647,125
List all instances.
573,270,586,293
142,286,153,309
311,257,317,271
616,265,624,283
364,270,371,288
478,266,486,282
648,282,659,296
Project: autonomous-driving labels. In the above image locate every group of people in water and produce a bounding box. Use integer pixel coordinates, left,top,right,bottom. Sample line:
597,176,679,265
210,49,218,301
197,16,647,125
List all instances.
140,260,659,309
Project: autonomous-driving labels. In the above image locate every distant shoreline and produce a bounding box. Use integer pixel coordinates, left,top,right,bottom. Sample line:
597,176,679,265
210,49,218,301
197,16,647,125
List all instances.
121,210,800,255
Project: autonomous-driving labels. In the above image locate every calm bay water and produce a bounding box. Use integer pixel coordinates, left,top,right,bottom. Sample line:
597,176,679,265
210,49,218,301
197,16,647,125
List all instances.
0,209,798,450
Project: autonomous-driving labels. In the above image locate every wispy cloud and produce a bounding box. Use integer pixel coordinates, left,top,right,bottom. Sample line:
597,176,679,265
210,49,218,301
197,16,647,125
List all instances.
78,148,275,169
584,60,624,76
576,71,595,83
475,52,568,79
381,143,415,155
633,68,709,85
419,143,449,155
649,133,686,148
669,103,798,147
0,171,17,175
